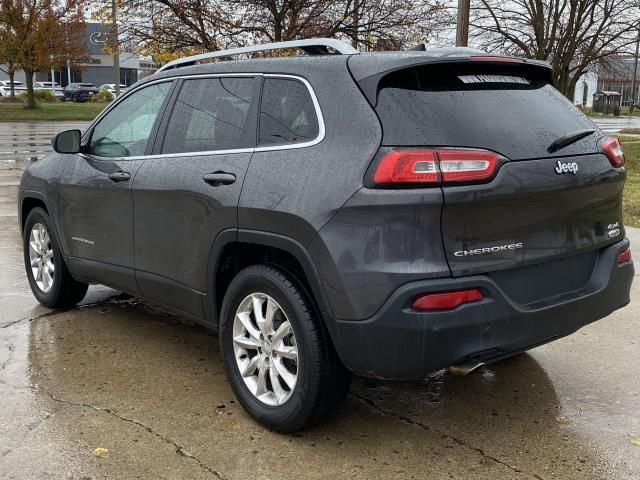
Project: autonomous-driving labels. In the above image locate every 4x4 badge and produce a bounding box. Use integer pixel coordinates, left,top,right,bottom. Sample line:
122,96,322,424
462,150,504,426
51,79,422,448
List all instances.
555,160,578,175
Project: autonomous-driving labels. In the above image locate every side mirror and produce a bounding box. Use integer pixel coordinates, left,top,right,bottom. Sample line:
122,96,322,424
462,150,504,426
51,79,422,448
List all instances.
52,129,81,154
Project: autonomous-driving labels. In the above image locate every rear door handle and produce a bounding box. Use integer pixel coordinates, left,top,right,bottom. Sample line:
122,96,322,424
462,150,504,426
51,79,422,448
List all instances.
203,172,236,186
109,171,131,182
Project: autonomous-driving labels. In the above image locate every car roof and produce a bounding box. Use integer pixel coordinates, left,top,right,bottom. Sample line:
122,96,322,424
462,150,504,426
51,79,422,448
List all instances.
138,47,551,88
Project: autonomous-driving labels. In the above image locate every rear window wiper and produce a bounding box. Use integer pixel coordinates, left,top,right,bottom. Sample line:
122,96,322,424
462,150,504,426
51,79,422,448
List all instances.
547,128,596,153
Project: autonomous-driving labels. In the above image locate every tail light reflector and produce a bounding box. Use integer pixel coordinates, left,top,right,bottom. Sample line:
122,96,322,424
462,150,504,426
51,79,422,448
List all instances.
602,137,625,167
374,149,499,185
439,151,499,182
618,248,632,264
411,289,484,312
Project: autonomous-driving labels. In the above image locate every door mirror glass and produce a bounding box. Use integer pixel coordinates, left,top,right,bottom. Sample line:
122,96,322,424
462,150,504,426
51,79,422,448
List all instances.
52,129,81,154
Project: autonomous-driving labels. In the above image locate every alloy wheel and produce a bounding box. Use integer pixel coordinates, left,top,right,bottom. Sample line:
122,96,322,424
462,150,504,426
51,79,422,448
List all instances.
232,292,299,406
28,223,54,293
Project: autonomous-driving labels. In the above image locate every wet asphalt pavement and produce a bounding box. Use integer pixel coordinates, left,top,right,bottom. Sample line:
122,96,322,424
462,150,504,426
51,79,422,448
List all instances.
593,116,640,134
0,122,639,480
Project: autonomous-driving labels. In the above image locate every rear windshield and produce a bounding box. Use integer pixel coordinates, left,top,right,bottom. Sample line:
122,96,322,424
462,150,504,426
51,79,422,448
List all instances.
375,64,597,160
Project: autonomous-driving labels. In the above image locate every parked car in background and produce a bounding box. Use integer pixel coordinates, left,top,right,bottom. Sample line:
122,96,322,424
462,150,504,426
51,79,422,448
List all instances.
63,83,98,102
0,80,27,97
34,82,65,100
98,84,128,97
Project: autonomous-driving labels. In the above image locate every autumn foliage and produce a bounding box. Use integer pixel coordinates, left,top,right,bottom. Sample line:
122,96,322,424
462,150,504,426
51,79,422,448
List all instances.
0,0,87,108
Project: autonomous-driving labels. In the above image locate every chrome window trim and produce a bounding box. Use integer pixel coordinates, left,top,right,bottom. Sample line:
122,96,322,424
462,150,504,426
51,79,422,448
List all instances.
80,73,325,162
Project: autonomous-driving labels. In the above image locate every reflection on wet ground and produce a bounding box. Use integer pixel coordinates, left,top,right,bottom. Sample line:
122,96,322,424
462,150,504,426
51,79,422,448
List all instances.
0,123,639,479
0,122,87,162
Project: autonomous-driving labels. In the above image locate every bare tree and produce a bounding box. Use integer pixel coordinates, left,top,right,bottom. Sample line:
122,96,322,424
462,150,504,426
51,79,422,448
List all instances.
101,0,239,60
337,0,451,50
231,0,449,49
109,0,450,61
470,0,640,97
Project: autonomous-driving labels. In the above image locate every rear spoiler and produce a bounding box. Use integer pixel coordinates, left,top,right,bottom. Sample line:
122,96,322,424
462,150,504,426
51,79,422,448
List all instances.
347,52,553,106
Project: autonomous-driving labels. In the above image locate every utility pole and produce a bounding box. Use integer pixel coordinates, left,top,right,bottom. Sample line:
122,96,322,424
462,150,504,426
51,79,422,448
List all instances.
49,54,55,94
111,0,120,97
456,0,471,47
630,28,639,114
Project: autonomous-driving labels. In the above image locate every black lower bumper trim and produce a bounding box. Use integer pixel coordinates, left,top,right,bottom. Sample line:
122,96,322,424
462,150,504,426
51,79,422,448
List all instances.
325,239,634,379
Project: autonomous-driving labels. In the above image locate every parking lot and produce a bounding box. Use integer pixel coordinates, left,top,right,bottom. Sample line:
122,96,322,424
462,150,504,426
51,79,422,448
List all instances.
0,122,639,479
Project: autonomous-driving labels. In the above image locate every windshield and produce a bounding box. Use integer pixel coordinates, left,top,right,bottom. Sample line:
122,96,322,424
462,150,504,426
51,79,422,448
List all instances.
375,64,598,160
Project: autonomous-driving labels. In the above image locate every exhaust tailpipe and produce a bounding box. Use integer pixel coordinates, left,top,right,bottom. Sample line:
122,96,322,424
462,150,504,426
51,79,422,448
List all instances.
448,361,485,376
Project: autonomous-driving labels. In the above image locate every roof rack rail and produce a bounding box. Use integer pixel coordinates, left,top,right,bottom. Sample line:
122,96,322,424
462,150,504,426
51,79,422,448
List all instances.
157,38,359,72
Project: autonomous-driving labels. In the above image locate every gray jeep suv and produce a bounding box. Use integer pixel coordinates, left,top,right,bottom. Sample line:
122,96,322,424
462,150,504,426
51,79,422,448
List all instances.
19,39,634,432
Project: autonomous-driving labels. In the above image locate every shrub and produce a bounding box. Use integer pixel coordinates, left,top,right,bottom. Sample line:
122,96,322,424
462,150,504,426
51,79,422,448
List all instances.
92,90,114,103
0,95,22,104
15,89,59,104
32,89,59,103
34,89,59,103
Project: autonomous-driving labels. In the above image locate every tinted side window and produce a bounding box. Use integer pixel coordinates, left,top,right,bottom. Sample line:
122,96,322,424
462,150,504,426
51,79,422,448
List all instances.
161,77,256,154
258,78,319,146
89,82,171,157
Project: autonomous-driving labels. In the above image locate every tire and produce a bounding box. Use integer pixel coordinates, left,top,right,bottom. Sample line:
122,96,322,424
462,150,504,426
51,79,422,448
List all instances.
219,264,351,432
23,207,88,308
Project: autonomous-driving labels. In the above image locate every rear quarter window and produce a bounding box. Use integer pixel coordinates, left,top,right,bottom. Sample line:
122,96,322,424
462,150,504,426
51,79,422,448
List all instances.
258,78,319,146
375,64,597,160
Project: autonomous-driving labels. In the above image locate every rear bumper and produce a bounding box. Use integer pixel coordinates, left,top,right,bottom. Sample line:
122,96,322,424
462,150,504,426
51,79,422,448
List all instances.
327,239,634,379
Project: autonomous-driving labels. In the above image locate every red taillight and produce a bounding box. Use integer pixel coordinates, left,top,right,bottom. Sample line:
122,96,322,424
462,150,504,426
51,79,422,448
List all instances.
618,248,632,264
373,150,439,184
411,289,484,312
374,149,499,185
602,137,625,167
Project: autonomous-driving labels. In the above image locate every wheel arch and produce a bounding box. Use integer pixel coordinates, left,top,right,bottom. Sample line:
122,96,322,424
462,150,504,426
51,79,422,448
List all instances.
20,190,72,270
205,229,333,328
20,191,49,233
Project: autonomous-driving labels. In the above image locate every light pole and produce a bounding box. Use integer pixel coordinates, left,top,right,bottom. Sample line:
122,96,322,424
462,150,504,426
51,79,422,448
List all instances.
111,0,120,97
630,28,639,114
456,0,471,47
49,54,55,94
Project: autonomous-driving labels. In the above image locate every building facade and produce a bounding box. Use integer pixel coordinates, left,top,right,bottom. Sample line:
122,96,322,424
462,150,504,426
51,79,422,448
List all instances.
0,23,157,88
573,56,640,109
